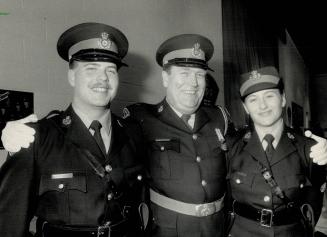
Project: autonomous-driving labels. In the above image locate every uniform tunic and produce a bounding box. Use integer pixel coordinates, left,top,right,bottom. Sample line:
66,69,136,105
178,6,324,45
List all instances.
227,127,325,237
125,99,230,237
0,105,147,237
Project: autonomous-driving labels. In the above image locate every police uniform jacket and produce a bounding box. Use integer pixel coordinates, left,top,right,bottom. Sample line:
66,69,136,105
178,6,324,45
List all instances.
227,127,325,237
125,99,231,237
0,105,147,237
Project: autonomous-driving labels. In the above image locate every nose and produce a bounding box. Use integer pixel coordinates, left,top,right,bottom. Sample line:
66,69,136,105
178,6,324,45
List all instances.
97,69,109,81
188,73,198,86
259,98,267,109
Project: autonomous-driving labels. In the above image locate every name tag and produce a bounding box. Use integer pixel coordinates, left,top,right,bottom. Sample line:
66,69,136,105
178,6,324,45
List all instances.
51,173,74,179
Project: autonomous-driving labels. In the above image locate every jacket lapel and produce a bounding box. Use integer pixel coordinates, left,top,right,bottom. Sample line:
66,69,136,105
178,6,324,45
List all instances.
193,107,210,133
243,131,270,167
270,130,297,166
156,100,191,133
106,114,127,162
63,105,106,162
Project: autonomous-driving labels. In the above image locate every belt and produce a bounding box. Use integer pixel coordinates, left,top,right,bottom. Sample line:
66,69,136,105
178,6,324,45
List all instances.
233,201,302,227
150,188,224,217
38,219,128,237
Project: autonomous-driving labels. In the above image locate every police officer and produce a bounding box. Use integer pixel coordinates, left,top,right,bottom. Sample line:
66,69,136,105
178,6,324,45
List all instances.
0,22,147,237
226,66,327,237
123,34,232,237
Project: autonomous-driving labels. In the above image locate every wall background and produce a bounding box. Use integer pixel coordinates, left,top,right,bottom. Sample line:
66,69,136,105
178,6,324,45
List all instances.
0,0,224,165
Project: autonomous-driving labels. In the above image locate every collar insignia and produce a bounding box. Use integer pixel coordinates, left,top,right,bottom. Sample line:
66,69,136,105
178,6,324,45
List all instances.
98,32,112,49
287,132,295,140
62,115,71,126
243,131,251,141
158,105,163,113
249,70,261,80
122,107,130,119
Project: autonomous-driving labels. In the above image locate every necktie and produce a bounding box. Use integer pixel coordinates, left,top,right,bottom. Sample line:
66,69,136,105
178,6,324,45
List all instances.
181,114,192,129
90,120,107,155
264,134,275,161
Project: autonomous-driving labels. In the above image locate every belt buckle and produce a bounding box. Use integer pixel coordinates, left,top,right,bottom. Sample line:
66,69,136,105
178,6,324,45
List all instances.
97,221,111,237
195,203,216,217
260,209,273,227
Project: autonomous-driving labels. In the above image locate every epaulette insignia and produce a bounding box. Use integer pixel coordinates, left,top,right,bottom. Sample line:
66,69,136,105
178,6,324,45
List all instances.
122,107,130,119
158,105,163,113
243,131,251,141
62,115,71,126
287,132,295,140
117,119,123,127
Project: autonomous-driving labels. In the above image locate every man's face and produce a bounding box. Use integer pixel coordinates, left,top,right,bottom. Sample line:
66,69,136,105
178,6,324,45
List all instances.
162,66,206,114
243,88,286,128
68,61,119,110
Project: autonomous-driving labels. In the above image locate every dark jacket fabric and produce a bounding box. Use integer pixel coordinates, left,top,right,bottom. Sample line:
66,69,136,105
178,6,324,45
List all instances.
226,127,326,237
125,99,231,237
0,105,147,237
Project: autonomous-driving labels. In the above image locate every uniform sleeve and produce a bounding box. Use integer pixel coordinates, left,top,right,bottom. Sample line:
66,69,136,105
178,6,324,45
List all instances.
0,133,38,236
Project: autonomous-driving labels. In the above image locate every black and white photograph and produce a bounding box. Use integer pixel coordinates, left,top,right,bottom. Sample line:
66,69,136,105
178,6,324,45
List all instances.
0,1,326,236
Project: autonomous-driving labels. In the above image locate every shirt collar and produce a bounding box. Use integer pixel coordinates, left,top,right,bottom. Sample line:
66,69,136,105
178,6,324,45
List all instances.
255,119,284,146
72,105,111,135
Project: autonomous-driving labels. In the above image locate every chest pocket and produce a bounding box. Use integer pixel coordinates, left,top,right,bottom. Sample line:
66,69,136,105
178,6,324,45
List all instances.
149,138,182,180
39,171,87,195
278,174,312,190
150,138,180,152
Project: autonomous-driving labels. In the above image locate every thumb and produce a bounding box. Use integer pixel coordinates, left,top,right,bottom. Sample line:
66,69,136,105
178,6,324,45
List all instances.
18,114,38,124
304,130,325,143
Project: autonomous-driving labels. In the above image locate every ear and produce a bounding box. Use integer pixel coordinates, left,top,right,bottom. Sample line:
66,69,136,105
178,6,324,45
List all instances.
242,102,249,115
162,70,169,88
67,69,75,87
281,93,286,108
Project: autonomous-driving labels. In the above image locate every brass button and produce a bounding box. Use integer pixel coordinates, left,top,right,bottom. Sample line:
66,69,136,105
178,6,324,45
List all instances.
105,165,112,172
201,180,207,186
192,134,198,140
160,146,165,151
58,184,64,189
235,178,241,184
137,175,142,181
196,156,201,162
300,183,304,188
263,196,270,202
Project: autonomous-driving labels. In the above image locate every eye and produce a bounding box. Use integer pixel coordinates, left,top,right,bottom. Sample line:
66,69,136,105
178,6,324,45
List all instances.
106,68,117,75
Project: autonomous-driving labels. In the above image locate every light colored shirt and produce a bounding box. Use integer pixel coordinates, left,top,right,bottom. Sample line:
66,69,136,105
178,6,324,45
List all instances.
168,103,195,129
72,105,112,153
256,119,284,150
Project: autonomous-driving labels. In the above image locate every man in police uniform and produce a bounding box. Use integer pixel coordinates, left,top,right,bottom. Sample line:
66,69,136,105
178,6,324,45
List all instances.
0,22,147,237
227,66,327,237
123,34,232,237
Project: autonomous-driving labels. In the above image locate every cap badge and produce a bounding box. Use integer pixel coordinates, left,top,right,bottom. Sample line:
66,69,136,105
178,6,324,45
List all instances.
192,43,202,58
98,32,112,49
62,115,71,126
249,70,261,80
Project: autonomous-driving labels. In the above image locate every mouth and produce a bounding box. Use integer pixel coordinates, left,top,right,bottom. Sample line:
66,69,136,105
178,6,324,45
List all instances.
182,90,197,95
91,84,110,92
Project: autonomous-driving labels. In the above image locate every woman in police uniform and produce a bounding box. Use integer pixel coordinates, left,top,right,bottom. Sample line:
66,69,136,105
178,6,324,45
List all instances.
226,66,326,237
